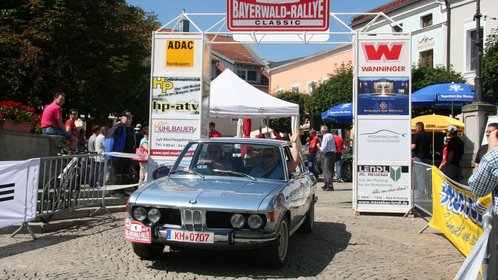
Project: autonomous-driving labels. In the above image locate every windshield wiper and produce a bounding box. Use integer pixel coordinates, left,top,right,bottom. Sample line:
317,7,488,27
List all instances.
212,169,257,181
169,169,205,179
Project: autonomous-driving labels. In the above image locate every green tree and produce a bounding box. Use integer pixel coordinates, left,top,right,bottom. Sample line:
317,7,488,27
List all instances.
411,64,466,116
268,91,308,133
483,31,498,104
305,62,353,115
0,0,159,122
411,64,465,92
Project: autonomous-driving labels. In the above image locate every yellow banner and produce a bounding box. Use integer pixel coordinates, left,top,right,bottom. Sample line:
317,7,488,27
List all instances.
428,166,491,256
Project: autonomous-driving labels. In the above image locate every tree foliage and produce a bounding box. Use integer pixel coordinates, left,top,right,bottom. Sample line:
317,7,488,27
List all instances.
305,62,353,115
411,64,465,92
483,31,498,104
0,0,159,122
268,91,308,133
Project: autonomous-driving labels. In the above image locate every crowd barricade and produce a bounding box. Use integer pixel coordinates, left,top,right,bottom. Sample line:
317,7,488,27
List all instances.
6,151,146,240
412,161,433,217
37,153,111,221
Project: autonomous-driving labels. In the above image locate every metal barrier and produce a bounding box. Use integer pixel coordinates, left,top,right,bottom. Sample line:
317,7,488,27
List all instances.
10,153,116,239
36,153,110,221
412,161,433,217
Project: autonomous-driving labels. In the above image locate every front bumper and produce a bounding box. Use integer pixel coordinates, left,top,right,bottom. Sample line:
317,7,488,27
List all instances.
153,226,277,249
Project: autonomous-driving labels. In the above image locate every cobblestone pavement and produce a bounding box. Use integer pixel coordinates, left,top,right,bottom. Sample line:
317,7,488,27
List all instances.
0,182,465,280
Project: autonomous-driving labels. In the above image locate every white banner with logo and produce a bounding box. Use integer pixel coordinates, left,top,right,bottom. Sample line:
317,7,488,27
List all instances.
0,158,40,229
353,33,412,213
148,32,210,180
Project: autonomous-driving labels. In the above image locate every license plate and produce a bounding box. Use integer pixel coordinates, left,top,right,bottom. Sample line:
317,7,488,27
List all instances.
166,229,214,244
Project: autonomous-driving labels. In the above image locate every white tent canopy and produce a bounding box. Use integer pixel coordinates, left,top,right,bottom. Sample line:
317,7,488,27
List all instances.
209,69,299,119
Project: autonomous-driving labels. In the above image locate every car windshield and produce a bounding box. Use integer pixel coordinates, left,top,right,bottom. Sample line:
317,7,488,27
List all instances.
170,142,286,180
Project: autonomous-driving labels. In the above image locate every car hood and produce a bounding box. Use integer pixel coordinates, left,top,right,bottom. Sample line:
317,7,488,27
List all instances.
130,177,286,211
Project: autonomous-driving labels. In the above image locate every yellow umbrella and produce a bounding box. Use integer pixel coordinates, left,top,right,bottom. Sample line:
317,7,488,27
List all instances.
411,114,464,133
411,114,465,165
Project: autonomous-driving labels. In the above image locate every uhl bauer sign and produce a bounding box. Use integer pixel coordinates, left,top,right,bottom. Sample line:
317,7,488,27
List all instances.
227,0,330,31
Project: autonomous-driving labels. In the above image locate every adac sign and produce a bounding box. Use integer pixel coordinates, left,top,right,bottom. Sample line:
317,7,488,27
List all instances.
227,0,330,32
166,40,195,68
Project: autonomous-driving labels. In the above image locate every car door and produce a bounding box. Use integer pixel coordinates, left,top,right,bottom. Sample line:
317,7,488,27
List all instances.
283,146,309,229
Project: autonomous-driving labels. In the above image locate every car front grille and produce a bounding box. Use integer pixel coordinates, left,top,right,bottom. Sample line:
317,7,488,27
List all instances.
184,209,203,231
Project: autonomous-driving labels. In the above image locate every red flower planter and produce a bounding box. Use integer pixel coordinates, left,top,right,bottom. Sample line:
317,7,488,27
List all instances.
1,119,33,133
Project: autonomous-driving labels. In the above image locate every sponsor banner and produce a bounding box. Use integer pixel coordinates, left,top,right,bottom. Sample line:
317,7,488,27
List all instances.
357,77,409,115
152,34,204,75
356,165,410,212
151,76,201,118
150,119,200,159
357,35,410,77
227,0,330,31
428,166,490,257
124,217,152,244
356,119,411,162
0,159,40,229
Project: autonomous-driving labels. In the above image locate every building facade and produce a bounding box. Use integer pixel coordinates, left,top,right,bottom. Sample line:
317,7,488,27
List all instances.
269,45,352,95
351,0,498,84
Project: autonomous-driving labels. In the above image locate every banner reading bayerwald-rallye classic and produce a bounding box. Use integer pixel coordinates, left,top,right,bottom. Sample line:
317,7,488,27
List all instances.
353,33,412,213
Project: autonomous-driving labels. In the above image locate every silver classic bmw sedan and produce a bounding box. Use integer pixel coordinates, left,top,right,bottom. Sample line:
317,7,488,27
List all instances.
125,137,317,268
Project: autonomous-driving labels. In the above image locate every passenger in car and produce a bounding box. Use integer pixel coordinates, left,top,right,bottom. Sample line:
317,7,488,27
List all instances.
249,130,300,179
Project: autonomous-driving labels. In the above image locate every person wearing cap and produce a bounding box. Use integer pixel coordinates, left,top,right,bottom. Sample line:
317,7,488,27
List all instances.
439,125,464,182
105,110,136,192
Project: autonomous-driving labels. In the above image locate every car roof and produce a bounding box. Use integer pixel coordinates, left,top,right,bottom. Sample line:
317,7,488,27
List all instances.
190,137,290,147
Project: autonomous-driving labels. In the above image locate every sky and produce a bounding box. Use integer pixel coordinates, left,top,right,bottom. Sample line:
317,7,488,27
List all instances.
126,0,394,62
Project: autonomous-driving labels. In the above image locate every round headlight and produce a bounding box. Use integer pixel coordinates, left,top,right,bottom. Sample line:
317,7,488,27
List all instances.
247,214,263,229
230,214,245,229
133,207,147,221
147,208,161,224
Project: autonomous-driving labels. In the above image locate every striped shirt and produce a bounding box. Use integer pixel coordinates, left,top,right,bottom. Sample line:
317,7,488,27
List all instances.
469,147,498,197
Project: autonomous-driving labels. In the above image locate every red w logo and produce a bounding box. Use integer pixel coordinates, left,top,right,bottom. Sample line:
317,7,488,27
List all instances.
362,43,403,61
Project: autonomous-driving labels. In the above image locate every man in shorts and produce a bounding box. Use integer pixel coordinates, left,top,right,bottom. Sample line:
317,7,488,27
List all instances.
41,92,77,151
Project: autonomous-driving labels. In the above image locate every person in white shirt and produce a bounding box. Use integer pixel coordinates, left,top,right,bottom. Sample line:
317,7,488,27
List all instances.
95,126,108,187
87,125,100,152
318,126,336,191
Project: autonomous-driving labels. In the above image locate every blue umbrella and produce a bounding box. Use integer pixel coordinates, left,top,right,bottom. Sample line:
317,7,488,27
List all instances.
412,83,475,114
321,102,352,124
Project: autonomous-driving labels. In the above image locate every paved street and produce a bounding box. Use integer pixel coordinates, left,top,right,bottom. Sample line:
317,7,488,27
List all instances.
0,181,465,280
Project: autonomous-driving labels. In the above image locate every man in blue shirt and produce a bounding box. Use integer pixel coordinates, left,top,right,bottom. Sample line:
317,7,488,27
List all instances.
469,130,498,197
319,126,336,191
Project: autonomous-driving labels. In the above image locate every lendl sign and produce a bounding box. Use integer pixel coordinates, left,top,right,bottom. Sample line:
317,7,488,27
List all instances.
227,0,330,31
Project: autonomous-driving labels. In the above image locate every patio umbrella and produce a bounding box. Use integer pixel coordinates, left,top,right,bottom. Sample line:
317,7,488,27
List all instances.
412,83,475,116
321,102,353,124
411,114,465,165
411,114,464,133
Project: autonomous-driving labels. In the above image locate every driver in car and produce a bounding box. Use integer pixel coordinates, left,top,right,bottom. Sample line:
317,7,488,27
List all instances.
197,144,232,171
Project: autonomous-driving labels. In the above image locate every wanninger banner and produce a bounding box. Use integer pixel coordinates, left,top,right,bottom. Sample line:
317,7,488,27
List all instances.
428,166,491,256
0,158,40,229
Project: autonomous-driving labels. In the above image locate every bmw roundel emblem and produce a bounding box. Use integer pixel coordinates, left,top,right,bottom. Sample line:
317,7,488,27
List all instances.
189,199,197,204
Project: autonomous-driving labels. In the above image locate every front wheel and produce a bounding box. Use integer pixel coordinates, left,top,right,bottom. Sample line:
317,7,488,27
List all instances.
132,242,165,260
260,219,289,268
